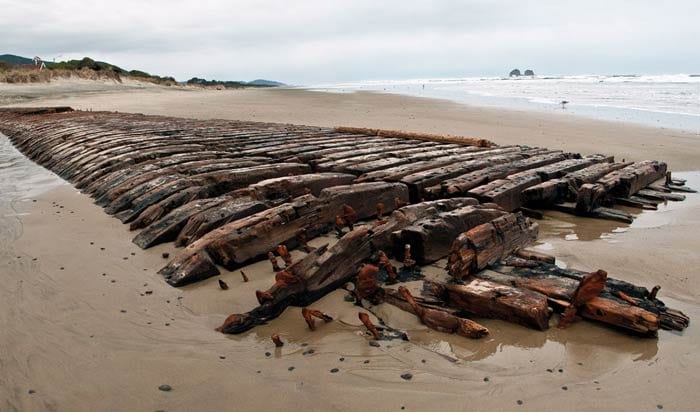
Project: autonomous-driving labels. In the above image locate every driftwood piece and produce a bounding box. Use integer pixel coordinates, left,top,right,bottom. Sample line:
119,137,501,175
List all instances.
425,279,551,330
447,212,539,279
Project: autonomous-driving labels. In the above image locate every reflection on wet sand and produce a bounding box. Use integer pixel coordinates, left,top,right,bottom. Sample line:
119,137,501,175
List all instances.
536,171,699,243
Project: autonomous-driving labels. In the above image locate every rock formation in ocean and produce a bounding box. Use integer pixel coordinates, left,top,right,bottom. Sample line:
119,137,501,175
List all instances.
509,69,521,77
524,69,535,76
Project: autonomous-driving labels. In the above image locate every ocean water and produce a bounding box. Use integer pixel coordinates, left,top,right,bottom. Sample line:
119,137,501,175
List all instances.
310,74,700,133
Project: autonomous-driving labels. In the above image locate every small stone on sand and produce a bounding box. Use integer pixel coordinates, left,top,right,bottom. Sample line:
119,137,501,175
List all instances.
288,366,295,371
158,384,172,392
369,341,380,347
330,368,339,373
400,373,413,380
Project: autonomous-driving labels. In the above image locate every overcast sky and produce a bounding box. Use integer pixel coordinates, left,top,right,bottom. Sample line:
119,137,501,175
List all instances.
2,0,698,84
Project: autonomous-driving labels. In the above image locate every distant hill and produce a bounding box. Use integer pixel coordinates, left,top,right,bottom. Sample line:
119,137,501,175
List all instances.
1,54,284,87
247,79,285,87
186,77,285,88
0,54,35,65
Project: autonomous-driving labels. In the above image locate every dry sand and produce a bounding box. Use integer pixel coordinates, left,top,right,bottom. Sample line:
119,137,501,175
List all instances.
1,82,699,411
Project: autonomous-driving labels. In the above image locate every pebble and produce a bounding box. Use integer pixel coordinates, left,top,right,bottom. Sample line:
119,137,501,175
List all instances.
400,373,413,381
483,377,489,382
546,368,553,373
558,369,563,373
162,252,170,258
517,400,523,405
165,323,170,326
120,310,127,313
369,341,380,347
339,357,345,362
219,356,226,360
288,366,295,371
158,384,172,392
561,386,568,391
657,405,663,410
28,389,36,394
302,349,315,356
265,352,271,357
330,368,339,373
364,360,370,364
421,359,426,363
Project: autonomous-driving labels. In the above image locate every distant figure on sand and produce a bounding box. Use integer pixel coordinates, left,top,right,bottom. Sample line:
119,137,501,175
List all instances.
560,100,569,109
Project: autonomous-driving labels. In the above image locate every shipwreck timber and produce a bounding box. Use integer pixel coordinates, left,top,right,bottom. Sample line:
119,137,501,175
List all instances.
0,107,691,341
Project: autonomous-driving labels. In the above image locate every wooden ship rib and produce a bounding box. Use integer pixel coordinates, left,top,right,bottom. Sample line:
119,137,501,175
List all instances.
0,107,691,339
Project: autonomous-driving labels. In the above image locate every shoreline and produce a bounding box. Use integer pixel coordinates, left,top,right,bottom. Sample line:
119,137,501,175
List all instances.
3,83,699,170
1,84,700,411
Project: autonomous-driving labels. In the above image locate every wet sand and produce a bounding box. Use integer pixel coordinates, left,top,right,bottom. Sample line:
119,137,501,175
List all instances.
1,83,700,411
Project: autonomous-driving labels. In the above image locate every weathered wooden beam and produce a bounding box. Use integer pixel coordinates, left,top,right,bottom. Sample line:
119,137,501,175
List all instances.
575,161,667,213
447,212,539,279
159,183,409,285
390,204,506,264
383,287,489,338
425,279,551,330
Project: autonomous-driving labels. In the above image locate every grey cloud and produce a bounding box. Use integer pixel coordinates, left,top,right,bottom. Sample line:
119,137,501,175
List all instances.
1,0,698,83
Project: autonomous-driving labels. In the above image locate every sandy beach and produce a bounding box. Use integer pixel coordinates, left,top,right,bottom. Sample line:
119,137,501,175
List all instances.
2,82,699,411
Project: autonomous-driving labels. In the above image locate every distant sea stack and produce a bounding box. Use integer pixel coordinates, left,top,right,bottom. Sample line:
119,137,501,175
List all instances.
509,68,535,77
